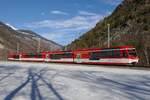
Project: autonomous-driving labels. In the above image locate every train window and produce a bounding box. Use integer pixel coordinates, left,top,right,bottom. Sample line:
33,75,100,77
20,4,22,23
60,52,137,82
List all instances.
63,53,72,58
114,50,120,57
37,54,42,58
100,51,107,57
128,49,137,57
106,50,115,57
89,52,100,60
50,53,72,59
51,54,61,59
90,49,122,59
26,53,36,58
122,50,128,57
90,50,114,59
99,50,115,58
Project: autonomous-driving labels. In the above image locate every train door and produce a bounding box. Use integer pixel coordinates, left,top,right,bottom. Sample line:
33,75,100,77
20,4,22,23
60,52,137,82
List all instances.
19,54,22,60
15,54,20,60
76,54,82,63
45,54,49,62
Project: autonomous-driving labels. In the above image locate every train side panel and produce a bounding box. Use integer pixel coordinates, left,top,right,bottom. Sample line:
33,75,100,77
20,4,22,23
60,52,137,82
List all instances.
8,46,139,65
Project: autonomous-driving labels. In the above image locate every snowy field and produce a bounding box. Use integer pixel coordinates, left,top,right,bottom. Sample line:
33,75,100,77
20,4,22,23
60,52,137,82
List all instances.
0,61,150,100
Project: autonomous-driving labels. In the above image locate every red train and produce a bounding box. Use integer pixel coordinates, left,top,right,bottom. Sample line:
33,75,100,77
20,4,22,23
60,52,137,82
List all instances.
8,46,139,65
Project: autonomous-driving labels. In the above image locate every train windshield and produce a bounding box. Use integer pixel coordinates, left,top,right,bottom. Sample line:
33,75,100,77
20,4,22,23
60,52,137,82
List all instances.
128,49,137,57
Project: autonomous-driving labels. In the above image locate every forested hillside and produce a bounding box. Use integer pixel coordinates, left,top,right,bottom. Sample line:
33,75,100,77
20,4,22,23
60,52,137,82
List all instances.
67,0,150,66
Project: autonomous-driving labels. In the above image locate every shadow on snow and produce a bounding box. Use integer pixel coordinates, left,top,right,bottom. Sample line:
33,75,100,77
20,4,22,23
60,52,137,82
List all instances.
61,70,150,100
4,68,64,100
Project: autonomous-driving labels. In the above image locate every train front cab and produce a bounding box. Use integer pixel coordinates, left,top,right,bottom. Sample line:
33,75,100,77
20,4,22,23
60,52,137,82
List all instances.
125,48,139,65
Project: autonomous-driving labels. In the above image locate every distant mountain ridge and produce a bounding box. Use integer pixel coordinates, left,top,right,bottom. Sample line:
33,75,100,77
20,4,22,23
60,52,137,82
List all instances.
18,29,62,47
0,21,62,60
67,0,150,66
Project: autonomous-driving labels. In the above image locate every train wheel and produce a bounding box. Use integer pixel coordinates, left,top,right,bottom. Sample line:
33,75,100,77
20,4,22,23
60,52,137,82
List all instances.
131,62,137,67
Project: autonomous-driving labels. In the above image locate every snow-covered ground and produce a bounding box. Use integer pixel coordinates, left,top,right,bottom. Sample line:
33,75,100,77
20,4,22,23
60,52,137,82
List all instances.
0,61,150,100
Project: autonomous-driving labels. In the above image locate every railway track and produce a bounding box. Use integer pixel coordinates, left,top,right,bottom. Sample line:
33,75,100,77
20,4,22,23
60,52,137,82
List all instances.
7,60,150,71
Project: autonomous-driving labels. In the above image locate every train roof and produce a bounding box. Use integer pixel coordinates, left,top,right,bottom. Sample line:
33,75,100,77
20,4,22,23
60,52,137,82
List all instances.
9,45,136,55
42,45,135,53
71,45,135,52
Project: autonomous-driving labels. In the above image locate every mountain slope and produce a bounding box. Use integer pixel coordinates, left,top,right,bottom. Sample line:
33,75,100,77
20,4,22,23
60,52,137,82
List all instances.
0,21,62,60
67,0,150,66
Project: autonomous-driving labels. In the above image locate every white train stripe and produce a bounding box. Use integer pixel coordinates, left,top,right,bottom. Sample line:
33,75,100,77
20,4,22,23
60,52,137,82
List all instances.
20,58,44,61
74,58,138,64
8,57,138,64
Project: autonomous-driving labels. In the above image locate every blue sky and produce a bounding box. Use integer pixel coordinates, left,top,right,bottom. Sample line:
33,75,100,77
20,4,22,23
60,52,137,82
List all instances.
0,0,123,45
